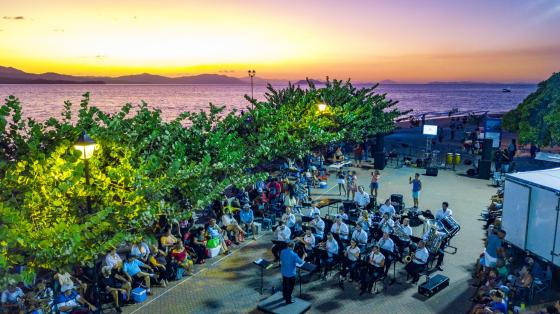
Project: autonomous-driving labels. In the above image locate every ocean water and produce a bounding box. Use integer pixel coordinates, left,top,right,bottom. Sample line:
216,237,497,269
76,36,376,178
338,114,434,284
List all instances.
0,83,536,122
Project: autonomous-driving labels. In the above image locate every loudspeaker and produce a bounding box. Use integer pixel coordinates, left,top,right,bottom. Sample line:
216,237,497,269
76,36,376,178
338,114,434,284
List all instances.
375,133,385,153
374,152,386,170
425,167,438,176
418,274,449,297
478,160,492,179
482,138,493,160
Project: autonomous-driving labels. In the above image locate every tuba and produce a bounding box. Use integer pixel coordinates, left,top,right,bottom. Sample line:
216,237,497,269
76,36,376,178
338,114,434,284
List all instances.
393,221,410,242
425,230,444,254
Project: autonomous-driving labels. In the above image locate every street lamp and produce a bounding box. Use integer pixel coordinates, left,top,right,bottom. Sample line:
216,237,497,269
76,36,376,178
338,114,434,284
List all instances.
74,131,97,214
248,69,256,101
317,103,327,112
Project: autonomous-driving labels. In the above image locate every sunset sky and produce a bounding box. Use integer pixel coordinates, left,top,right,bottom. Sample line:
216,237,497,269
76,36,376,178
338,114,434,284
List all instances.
1,0,559,82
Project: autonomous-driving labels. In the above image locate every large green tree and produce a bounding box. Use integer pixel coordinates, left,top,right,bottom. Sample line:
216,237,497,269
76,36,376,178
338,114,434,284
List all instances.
503,72,560,146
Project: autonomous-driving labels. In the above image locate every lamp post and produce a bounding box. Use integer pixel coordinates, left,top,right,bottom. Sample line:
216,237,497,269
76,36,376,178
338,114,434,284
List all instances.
248,70,256,108
74,131,97,214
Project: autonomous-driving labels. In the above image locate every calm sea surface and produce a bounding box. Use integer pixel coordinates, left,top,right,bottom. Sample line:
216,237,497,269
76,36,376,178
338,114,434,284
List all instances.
0,83,536,122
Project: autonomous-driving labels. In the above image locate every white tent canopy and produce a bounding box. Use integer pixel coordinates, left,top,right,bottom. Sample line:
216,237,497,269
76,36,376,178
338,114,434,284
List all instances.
502,168,560,266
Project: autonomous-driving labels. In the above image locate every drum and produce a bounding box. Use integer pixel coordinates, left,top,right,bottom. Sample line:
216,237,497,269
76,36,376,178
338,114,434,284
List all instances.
440,216,460,236
454,153,461,165
446,153,453,165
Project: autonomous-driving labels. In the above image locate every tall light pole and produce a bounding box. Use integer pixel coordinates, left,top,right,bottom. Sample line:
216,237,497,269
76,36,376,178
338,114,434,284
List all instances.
248,69,256,105
74,131,97,214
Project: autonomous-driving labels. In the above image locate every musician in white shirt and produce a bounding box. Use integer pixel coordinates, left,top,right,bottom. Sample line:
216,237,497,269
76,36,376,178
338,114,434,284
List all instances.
354,186,370,208
339,240,361,288
360,245,385,295
405,240,429,283
357,210,371,233
377,232,395,275
271,222,292,261
310,213,325,239
379,199,396,218
401,218,413,236
351,223,368,251
296,229,315,255
422,225,447,271
435,201,453,221
330,215,349,241
282,207,296,230
306,206,320,218
379,213,395,234
319,232,339,277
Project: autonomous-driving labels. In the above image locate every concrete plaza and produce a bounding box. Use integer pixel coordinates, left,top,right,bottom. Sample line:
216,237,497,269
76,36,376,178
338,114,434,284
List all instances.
122,161,496,314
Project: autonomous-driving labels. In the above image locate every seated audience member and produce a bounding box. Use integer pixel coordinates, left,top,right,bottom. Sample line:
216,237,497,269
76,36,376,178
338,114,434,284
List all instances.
31,280,54,313
123,254,154,295
470,289,507,314
221,207,246,244
239,204,257,241
512,264,533,304
53,271,88,303
131,238,151,263
54,284,97,314
207,218,230,255
272,222,291,261
105,247,123,269
1,280,24,314
149,245,171,284
160,227,179,253
188,227,208,264
171,242,194,276
100,266,131,313
495,259,509,283
472,269,501,303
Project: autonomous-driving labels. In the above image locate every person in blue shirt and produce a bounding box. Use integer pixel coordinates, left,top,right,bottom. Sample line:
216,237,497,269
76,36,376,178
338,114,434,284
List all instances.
239,204,257,240
409,173,422,208
123,254,154,294
280,242,305,304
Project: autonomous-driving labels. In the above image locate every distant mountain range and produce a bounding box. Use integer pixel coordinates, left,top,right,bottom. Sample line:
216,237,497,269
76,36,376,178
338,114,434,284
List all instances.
0,66,247,84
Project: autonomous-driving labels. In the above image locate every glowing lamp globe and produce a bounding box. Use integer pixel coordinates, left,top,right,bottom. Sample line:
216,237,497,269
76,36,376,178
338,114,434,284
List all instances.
317,103,327,112
74,131,97,160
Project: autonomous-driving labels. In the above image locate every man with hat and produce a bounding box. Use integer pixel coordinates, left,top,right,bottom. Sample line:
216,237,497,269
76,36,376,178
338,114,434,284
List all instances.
54,283,97,314
239,203,257,240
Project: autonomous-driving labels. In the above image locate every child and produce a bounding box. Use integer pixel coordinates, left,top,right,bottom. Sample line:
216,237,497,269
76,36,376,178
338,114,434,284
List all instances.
409,173,422,208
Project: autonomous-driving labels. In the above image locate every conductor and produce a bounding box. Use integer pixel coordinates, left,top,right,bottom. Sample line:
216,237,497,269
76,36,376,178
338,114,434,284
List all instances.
281,242,306,304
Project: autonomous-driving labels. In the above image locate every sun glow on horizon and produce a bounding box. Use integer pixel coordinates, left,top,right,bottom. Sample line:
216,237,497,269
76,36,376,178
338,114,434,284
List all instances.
1,0,559,82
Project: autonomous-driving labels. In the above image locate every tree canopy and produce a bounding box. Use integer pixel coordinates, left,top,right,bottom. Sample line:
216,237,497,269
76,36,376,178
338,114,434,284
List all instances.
0,79,401,282
503,72,560,146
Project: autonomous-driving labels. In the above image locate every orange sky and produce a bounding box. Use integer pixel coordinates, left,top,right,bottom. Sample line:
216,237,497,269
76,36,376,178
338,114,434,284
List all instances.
1,0,559,82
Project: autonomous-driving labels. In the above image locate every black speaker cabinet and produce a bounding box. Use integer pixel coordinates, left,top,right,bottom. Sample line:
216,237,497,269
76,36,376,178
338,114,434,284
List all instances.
375,133,385,153
374,152,386,170
425,167,438,176
478,160,492,179
482,138,493,160
418,274,449,297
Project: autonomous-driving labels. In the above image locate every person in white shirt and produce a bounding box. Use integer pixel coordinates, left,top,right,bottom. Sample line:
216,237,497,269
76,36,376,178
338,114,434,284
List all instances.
405,240,429,283
377,232,395,275
282,207,296,228
422,225,447,271
435,201,453,221
379,199,396,218
379,213,395,235
400,218,413,236
354,186,370,208
272,222,292,261
222,209,246,244
310,213,325,239
318,232,340,278
351,223,368,251
330,216,349,241
360,245,385,295
395,218,413,258
105,248,123,269
306,206,320,218
296,229,316,256
357,210,371,233
339,240,361,287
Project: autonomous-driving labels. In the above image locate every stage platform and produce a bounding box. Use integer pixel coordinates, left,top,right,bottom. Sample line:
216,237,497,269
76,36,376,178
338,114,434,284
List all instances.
257,292,311,314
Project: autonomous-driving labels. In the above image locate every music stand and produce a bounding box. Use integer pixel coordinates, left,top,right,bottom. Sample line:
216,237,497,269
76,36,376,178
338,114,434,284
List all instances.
253,259,273,295
301,216,314,223
296,262,317,297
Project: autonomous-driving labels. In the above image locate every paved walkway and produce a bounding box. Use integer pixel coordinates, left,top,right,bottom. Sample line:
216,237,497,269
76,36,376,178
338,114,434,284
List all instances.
122,161,496,314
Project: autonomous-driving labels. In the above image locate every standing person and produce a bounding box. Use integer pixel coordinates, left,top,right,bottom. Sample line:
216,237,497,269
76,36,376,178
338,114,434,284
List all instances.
409,173,422,208
280,242,305,305
493,149,503,173
370,170,380,199
348,171,358,201
530,143,538,160
354,144,364,167
337,171,346,197
500,149,510,173
507,139,517,161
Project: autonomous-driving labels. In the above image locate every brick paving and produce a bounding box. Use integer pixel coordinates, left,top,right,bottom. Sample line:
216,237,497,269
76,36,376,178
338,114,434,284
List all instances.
121,161,496,314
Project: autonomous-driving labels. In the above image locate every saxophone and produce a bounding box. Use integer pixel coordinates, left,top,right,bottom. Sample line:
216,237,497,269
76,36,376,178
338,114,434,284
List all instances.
425,230,444,254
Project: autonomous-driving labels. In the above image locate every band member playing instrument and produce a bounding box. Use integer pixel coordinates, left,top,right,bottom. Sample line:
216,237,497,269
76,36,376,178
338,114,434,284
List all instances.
305,205,320,218
400,218,413,236
272,221,292,261
351,223,368,252
379,199,396,218
395,218,413,260
339,239,360,289
405,240,429,284
296,229,316,259
357,210,371,234
377,232,395,276
310,213,325,240
360,244,385,295
318,232,339,278
435,201,453,221
422,224,447,271
354,186,370,209
281,207,297,234
330,215,349,241
379,213,395,235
